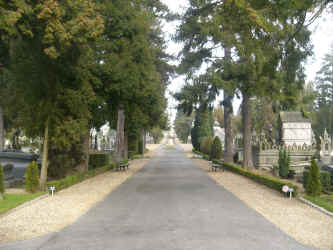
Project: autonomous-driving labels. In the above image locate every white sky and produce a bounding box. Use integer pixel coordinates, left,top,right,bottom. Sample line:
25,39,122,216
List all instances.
161,0,333,123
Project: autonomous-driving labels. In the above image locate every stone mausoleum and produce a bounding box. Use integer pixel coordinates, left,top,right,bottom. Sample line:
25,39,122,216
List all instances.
253,111,316,177
279,111,312,146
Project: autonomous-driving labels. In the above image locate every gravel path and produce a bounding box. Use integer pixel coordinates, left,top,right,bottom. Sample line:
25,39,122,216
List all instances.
0,144,160,244
0,144,313,250
178,143,333,250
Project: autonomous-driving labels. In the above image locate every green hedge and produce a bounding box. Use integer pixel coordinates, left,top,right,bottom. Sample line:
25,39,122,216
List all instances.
193,149,210,160
220,162,298,196
89,153,110,170
47,163,117,192
193,149,298,196
131,154,143,160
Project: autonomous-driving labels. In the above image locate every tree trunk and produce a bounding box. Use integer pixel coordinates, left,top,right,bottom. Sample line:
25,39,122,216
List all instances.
141,129,145,156
90,133,93,150
115,104,125,162
223,94,234,163
78,128,90,173
242,94,254,169
40,118,49,190
0,106,4,151
94,134,98,150
124,132,128,160
143,130,146,148
223,46,234,163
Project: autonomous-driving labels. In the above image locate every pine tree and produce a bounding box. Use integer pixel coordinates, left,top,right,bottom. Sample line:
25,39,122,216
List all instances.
306,160,322,197
174,109,193,143
279,149,290,178
210,137,222,160
200,136,213,155
314,43,333,137
0,0,104,189
25,161,40,193
176,0,317,169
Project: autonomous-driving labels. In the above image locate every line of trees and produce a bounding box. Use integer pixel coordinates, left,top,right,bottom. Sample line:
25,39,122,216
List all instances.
0,0,173,189
174,0,332,169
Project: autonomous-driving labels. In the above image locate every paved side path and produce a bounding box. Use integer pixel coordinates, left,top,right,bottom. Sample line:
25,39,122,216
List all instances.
0,146,314,250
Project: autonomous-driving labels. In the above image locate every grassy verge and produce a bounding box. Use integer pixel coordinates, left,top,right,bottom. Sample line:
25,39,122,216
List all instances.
164,145,176,150
0,192,45,215
304,195,333,213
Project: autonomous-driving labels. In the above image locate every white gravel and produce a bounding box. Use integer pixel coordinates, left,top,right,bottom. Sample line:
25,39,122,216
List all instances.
177,143,333,250
0,144,160,243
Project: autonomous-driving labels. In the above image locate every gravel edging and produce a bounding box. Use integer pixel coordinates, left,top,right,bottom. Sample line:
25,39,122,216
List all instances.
0,193,49,219
298,197,333,217
0,144,161,244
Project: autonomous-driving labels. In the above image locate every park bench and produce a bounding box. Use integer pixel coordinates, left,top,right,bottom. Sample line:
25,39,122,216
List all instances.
116,162,130,171
211,163,224,172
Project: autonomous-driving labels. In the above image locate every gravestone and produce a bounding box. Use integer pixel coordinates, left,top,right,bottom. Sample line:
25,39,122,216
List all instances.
279,112,312,146
320,129,333,164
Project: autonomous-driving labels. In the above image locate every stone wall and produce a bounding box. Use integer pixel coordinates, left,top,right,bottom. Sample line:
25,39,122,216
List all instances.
252,147,314,179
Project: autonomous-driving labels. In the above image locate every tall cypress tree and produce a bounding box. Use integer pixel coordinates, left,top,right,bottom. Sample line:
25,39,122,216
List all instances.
176,0,317,169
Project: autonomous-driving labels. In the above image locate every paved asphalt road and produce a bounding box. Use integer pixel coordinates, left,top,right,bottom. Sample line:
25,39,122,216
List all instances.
0,146,315,250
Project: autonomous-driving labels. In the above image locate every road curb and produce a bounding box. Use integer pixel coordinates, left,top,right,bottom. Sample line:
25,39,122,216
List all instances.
0,193,49,219
298,197,333,217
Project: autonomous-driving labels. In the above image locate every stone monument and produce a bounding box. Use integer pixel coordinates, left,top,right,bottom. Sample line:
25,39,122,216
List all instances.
279,111,312,146
253,112,315,177
320,129,333,164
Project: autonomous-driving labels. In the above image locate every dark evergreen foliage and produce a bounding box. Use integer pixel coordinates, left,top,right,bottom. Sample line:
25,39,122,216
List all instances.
210,137,222,160
200,136,213,155
306,160,322,196
25,161,40,193
278,149,290,178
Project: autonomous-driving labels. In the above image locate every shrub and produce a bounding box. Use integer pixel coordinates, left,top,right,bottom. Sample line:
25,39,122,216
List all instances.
303,170,309,189
320,171,331,191
200,136,213,155
138,139,144,155
128,151,136,159
210,137,222,160
131,154,143,160
233,152,239,163
306,159,322,196
219,161,298,197
89,153,110,170
25,161,40,193
278,149,290,178
288,170,296,179
47,163,116,192
304,170,331,191
0,164,5,194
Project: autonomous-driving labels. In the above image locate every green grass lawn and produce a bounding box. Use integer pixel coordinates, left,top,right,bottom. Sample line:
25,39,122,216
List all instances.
164,145,176,150
304,195,333,213
0,192,45,215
